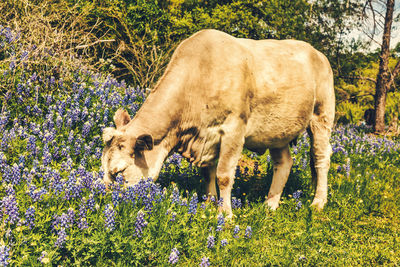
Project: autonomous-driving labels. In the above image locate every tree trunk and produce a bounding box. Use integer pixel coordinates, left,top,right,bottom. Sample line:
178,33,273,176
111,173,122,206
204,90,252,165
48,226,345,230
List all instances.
373,0,395,133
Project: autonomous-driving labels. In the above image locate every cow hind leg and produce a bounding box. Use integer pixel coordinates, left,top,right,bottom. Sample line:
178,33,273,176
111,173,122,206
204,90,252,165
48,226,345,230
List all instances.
307,113,333,210
201,164,217,199
266,145,293,210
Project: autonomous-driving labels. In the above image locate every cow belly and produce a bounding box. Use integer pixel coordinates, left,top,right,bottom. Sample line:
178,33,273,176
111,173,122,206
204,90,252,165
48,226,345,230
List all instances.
244,108,312,151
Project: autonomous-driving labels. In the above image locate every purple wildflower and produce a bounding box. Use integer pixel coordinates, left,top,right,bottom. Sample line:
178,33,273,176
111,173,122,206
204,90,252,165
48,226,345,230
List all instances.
221,239,228,247
293,190,302,200
207,235,215,249
1,195,20,224
171,186,180,204
188,192,198,215
25,206,35,229
199,257,210,267
104,204,116,231
216,214,225,232
38,251,48,264
54,228,67,248
168,247,180,264
134,210,147,237
233,225,240,238
232,197,242,209
245,226,252,239
0,245,10,267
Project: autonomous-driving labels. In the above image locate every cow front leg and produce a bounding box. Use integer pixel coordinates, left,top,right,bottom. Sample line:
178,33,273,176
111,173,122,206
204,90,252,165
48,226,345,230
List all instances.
266,145,293,210
216,128,245,218
201,164,217,199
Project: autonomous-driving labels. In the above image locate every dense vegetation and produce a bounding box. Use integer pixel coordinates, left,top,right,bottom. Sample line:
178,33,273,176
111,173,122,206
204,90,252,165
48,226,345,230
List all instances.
0,1,399,266
1,0,399,127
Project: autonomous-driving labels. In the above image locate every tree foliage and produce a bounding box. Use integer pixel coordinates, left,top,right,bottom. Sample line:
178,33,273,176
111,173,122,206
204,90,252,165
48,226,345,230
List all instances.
0,0,398,128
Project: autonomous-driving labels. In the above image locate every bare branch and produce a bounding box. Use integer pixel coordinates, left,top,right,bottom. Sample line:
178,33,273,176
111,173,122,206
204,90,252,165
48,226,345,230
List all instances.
388,58,400,88
339,75,377,83
74,39,115,50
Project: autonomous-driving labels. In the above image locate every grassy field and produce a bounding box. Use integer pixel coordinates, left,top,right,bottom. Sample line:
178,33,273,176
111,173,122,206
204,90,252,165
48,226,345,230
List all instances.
0,25,399,266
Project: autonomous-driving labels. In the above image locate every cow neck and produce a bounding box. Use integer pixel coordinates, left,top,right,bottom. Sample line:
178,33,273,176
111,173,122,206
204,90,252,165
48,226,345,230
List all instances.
128,84,182,153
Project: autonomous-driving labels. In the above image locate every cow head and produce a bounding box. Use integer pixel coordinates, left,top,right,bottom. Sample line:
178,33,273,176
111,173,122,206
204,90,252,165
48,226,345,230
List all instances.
101,109,154,186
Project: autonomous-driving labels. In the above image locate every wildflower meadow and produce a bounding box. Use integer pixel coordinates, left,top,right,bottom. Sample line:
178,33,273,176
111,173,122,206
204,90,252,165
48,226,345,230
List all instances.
1,25,400,266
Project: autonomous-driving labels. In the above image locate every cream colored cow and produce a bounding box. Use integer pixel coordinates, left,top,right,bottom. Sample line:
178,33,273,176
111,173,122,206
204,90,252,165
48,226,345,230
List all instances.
101,29,335,217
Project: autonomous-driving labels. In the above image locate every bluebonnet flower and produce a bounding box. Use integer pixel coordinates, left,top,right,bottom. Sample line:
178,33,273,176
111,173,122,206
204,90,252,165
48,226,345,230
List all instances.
74,141,82,155
112,190,122,207
296,201,302,210
5,185,15,196
245,226,252,239
337,165,342,173
28,185,47,202
221,239,228,247
86,194,96,211
180,198,188,207
56,115,63,128
94,179,107,196
68,131,74,146
3,163,21,185
25,206,35,229
233,225,240,238
67,208,75,225
171,186,180,204
82,121,92,138
0,245,10,266
199,257,210,267
216,214,225,232
66,118,73,128
42,145,52,166
9,59,15,70
1,195,20,224
134,210,147,237
293,190,302,200
104,204,116,231
169,212,177,222
301,158,307,169
188,192,198,215
27,135,37,153
54,227,67,248
77,218,88,230
232,197,242,209
53,212,71,230
217,197,224,207
38,251,49,264
168,247,180,264
207,235,215,249
94,147,102,159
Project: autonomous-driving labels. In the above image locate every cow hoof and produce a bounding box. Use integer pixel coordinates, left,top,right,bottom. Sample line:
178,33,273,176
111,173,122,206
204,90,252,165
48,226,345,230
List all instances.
266,195,280,210
265,200,279,211
310,198,327,211
225,212,234,220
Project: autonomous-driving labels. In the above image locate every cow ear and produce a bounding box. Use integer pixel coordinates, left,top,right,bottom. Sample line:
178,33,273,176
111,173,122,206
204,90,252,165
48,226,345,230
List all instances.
102,127,118,144
134,134,154,151
114,109,131,129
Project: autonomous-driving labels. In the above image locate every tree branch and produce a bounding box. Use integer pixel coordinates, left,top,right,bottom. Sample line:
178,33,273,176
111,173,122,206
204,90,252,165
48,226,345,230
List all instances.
74,39,115,50
388,58,400,88
340,75,377,83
